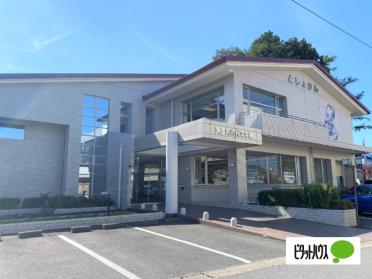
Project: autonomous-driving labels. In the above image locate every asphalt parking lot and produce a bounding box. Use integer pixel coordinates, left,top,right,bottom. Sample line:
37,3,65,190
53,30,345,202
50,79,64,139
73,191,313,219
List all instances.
0,222,285,279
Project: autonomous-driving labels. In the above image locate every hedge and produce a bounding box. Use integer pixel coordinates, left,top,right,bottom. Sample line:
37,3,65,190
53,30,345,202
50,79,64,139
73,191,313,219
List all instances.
0,198,21,210
22,195,114,209
257,183,353,210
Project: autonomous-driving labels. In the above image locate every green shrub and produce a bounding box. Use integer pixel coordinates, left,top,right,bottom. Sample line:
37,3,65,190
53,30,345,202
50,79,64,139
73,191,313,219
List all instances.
258,188,304,207
22,197,44,208
48,196,81,208
330,199,353,210
301,183,339,209
257,183,349,210
0,198,20,210
90,195,114,207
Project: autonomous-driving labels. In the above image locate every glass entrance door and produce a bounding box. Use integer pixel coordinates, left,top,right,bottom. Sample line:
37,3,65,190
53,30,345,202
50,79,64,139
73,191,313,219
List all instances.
131,156,165,204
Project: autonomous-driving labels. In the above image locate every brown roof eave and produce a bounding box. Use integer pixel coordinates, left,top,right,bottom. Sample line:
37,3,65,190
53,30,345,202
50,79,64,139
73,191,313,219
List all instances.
143,56,370,115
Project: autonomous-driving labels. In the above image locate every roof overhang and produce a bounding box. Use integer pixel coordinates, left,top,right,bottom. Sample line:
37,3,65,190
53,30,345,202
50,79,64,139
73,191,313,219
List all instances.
143,56,369,116
135,118,262,153
0,73,186,84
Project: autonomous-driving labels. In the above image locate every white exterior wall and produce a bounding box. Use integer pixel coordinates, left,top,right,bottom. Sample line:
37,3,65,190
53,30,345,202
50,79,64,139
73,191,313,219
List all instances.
0,120,66,199
148,68,360,205
234,69,354,143
0,79,175,200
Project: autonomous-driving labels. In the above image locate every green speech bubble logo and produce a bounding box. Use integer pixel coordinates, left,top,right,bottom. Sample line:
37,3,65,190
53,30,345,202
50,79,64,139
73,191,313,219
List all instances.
331,240,354,263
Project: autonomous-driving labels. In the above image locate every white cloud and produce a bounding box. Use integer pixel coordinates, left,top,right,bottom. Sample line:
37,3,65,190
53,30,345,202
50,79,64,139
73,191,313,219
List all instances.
134,31,182,63
21,30,74,52
0,61,23,71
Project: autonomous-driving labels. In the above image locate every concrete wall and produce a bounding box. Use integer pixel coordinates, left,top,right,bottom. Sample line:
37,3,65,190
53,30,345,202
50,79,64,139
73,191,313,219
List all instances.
106,132,135,208
0,79,175,200
0,119,66,199
178,156,192,203
191,186,229,204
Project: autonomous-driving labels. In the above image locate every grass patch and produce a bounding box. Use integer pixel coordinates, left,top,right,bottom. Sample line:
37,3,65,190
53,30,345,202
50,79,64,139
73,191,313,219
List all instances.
0,210,132,225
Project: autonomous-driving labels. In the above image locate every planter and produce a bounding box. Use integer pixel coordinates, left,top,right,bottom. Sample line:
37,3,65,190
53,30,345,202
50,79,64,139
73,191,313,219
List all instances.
0,206,116,218
0,212,165,235
285,207,357,227
0,208,41,217
54,206,114,215
237,203,357,227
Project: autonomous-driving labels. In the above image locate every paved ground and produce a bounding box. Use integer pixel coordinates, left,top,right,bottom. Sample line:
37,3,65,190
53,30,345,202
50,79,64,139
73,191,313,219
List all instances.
0,221,285,279
183,204,372,240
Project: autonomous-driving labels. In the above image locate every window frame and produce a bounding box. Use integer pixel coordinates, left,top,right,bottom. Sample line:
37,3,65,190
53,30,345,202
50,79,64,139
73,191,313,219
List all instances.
314,158,333,185
80,95,110,197
193,155,228,186
182,87,225,123
145,106,155,134
246,152,306,186
243,85,287,116
120,102,132,134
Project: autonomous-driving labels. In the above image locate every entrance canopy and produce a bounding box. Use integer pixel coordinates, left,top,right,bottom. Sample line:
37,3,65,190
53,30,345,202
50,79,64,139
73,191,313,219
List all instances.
135,118,262,155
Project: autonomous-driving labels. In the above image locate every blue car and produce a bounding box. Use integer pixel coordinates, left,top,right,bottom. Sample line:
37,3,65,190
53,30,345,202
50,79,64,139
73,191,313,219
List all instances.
341,184,372,214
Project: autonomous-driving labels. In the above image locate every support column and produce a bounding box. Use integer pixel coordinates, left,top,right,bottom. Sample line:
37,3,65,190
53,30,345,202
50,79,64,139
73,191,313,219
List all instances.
228,148,248,207
165,131,178,216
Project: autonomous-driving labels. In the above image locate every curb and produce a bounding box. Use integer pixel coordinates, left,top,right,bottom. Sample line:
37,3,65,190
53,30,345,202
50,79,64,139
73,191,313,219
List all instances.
71,226,92,233
102,223,123,230
18,230,43,239
184,215,287,241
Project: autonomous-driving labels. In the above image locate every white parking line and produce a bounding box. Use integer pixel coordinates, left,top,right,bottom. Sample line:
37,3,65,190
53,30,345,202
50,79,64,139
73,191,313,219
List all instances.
134,227,251,264
58,235,142,279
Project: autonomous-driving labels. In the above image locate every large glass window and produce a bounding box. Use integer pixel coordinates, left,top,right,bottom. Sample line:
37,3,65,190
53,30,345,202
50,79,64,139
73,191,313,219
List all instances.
243,86,286,116
194,156,228,185
0,124,24,140
120,102,132,133
79,95,109,197
247,154,268,184
247,152,306,185
183,87,225,123
145,107,155,134
314,158,333,184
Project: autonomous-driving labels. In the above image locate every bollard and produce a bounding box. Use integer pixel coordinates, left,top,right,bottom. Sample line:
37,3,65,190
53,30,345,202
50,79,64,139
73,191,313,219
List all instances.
152,204,158,211
202,211,210,220
140,203,146,210
230,217,238,227
180,207,186,216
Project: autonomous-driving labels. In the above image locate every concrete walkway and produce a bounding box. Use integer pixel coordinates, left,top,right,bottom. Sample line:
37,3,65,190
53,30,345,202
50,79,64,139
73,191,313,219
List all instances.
181,204,372,242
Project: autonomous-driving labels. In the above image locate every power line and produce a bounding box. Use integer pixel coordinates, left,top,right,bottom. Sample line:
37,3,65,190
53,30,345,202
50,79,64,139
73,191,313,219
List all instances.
290,0,372,49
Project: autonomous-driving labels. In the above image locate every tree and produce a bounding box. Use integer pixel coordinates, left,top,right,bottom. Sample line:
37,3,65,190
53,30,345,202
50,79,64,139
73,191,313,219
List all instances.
213,31,369,131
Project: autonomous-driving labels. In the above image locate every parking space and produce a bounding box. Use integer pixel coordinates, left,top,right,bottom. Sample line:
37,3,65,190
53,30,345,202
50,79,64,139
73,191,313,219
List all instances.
0,222,285,279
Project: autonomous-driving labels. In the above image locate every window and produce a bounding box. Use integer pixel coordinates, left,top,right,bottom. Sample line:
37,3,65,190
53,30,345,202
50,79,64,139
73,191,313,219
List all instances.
120,102,132,133
194,156,228,185
183,87,225,123
0,124,24,140
314,158,333,185
243,86,286,116
145,107,155,134
247,152,306,185
79,95,110,197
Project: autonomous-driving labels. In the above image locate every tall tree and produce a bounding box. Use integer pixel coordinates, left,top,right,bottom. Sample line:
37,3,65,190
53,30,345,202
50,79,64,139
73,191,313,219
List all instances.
213,31,369,131
213,31,335,72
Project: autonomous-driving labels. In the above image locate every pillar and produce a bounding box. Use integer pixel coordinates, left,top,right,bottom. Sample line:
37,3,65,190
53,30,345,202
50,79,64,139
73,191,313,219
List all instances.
228,148,248,206
165,131,178,216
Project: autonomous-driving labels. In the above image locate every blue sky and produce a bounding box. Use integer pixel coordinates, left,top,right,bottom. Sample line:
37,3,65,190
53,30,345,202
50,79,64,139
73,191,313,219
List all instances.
0,0,371,145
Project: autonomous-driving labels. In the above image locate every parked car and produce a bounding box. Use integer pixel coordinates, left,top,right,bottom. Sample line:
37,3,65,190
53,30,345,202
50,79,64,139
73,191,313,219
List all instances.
341,184,372,214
